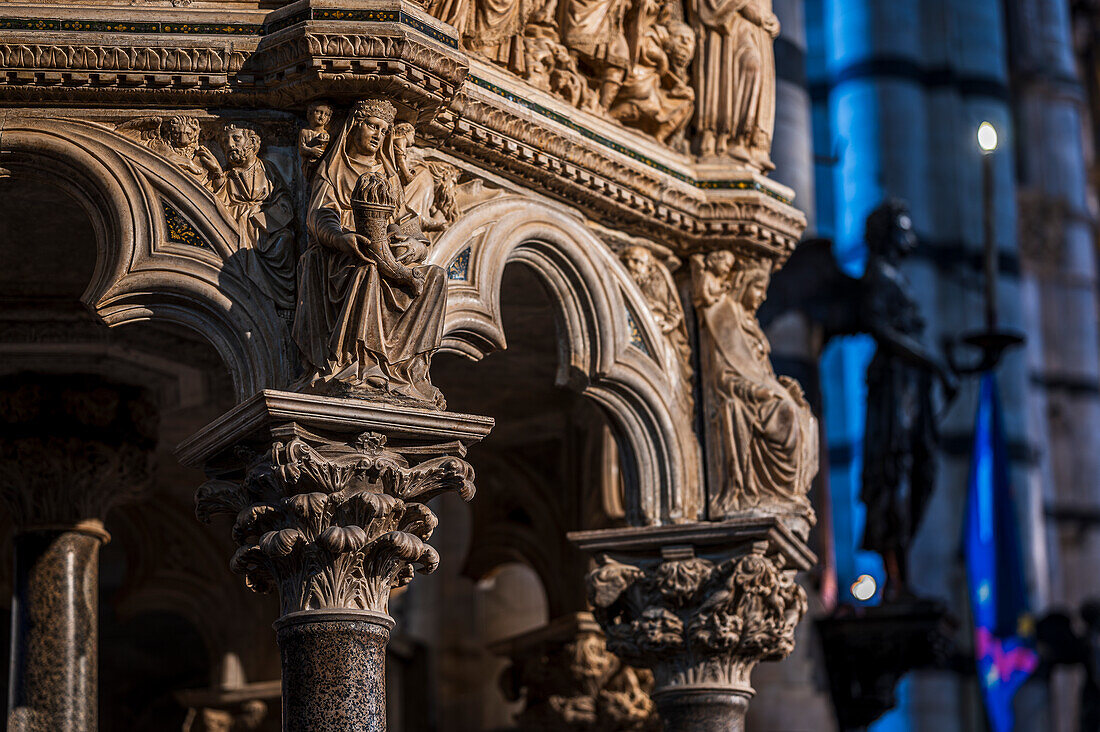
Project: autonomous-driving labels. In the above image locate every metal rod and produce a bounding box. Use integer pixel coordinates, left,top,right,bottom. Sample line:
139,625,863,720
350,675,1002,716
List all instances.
982,151,997,332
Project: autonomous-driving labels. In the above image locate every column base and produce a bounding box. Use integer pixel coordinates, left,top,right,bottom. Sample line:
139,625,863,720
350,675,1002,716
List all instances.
653,688,752,732
274,609,394,732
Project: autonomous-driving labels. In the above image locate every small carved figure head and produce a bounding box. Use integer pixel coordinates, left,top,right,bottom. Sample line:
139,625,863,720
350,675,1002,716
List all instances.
737,266,770,314
621,246,655,281
392,121,416,148
220,124,261,168
865,197,917,260
704,249,735,279
164,116,201,149
349,99,397,157
666,21,696,71
307,101,333,130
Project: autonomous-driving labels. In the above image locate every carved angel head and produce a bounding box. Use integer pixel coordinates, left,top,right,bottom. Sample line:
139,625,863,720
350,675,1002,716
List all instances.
704,249,735,279
307,100,334,130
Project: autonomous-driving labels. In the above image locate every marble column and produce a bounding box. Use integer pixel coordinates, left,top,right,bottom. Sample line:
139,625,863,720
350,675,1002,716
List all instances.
178,391,492,732
0,376,155,732
571,520,814,732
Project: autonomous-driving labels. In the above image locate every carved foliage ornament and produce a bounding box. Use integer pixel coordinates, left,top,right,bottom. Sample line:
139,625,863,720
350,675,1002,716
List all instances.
503,625,659,731
195,429,475,616
587,548,806,692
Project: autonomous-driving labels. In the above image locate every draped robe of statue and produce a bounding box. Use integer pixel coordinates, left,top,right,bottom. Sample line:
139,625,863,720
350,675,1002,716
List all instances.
465,0,530,74
561,0,631,74
215,157,297,310
700,283,815,515
687,0,777,158
292,114,448,407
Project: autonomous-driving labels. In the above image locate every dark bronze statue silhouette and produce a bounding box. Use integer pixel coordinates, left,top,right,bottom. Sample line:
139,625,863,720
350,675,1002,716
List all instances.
759,198,957,599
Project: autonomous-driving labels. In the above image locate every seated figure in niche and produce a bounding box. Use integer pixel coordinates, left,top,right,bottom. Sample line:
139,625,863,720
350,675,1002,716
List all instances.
293,99,448,409
692,252,817,516
211,123,297,312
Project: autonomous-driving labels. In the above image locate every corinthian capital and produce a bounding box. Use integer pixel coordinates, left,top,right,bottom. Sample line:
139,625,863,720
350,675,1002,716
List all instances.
0,375,156,531
196,429,474,616
588,547,806,697
571,519,813,730
179,390,493,619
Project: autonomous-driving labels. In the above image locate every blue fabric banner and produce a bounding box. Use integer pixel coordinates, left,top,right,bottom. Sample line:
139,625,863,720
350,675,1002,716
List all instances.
964,373,1037,732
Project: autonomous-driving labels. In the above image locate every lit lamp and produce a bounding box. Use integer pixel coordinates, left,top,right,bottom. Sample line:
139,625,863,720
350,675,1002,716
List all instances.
948,121,1024,373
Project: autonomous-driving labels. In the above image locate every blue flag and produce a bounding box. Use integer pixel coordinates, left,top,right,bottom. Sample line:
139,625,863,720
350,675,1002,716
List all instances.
964,373,1037,732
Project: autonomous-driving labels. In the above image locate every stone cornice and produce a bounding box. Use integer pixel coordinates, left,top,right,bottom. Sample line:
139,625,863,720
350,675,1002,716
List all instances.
0,0,807,259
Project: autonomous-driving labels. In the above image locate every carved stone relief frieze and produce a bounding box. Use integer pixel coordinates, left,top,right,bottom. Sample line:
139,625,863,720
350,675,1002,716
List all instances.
425,0,778,162
691,252,817,527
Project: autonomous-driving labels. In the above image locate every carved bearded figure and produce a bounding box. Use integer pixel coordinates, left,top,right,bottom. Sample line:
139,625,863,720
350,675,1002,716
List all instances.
687,0,779,161
211,124,297,311
293,100,448,408
693,254,817,516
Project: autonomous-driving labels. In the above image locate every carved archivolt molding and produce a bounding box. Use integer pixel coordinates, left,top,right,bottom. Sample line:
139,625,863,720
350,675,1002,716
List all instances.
0,115,290,400
428,195,702,524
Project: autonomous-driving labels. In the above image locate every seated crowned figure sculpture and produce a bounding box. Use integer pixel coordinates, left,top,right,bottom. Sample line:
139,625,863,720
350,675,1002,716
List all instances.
293,98,449,408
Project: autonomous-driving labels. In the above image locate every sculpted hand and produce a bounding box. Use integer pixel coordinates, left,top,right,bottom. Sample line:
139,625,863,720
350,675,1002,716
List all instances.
195,147,221,174
340,232,373,261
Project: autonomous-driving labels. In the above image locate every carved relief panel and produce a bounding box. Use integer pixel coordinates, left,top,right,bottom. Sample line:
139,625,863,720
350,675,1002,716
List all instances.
425,0,778,164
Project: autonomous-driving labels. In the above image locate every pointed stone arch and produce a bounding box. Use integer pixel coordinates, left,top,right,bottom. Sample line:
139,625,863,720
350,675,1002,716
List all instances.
428,196,702,525
1,116,289,399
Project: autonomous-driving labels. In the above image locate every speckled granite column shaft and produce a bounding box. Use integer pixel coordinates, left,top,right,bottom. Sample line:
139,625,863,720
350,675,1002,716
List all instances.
7,523,107,732
653,689,751,732
275,609,394,732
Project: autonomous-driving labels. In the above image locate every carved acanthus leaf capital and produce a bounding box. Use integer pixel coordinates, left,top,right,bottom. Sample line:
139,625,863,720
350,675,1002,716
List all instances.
196,427,475,617
587,546,806,695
